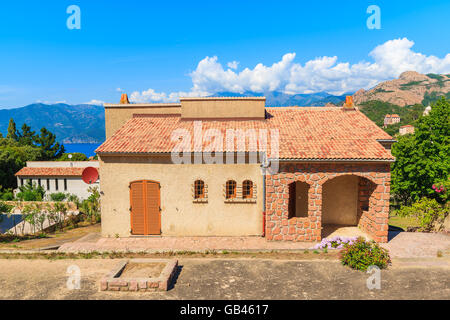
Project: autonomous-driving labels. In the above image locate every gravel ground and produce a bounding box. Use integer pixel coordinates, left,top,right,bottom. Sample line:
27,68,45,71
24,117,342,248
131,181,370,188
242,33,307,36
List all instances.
0,258,448,300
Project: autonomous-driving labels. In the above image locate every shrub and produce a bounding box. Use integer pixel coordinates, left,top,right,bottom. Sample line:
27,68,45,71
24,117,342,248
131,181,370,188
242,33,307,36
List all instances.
49,192,67,202
396,197,448,232
16,183,45,201
340,237,391,271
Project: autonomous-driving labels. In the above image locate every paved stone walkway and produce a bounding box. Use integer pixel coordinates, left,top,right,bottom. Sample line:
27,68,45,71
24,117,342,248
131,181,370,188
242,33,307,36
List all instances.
58,236,315,253
381,231,450,258
57,231,450,259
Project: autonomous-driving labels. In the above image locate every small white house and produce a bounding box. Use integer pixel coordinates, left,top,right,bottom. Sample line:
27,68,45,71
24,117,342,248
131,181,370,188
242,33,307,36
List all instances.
15,161,99,200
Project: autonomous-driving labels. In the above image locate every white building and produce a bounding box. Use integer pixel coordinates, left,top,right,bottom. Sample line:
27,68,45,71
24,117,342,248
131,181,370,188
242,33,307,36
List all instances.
15,161,99,200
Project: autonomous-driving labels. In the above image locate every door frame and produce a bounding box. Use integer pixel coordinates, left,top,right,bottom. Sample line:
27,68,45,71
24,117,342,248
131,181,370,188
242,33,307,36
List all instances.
129,180,161,235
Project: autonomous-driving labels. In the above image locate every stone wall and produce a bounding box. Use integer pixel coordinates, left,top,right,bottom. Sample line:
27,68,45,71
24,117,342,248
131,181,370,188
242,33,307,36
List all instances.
265,162,391,243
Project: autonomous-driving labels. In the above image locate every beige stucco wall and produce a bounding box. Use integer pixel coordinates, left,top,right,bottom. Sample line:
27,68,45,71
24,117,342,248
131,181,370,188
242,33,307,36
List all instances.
322,175,359,225
180,98,265,119
104,105,181,139
99,155,264,237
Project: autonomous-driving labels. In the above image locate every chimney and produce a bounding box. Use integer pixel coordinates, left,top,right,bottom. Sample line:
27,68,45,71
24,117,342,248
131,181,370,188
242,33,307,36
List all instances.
343,95,355,110
120,93,130,104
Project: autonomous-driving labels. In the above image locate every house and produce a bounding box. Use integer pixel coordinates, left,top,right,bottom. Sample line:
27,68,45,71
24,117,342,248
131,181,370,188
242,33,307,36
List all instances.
96,94,395,243
15,161,99,200
399,125,415,135
383,114,401,127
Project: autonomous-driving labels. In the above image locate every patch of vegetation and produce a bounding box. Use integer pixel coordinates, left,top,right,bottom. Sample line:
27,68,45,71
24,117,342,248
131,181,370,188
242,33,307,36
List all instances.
16,183,45,201
426,73,445,82
373,88,394,93
0,119,64,190
391,98,449,204
422,91,450,106
340,237,391,271
394,198,448,232
49,192,67,202
57,152,88,161
400,80,424,90
388,214,420,231
359,100,425,136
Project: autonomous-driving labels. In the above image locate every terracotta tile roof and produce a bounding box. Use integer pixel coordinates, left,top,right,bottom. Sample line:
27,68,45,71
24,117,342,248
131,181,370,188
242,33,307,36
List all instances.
96,107,394,161
15,167,84,177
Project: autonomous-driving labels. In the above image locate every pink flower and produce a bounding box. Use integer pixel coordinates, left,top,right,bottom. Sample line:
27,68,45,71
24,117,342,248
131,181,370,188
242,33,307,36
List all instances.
432,184,436,189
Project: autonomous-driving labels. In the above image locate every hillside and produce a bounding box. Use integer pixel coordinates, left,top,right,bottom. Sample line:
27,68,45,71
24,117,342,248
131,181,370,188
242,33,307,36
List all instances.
213,91,348,107
353,71,450,107
0,103,105,144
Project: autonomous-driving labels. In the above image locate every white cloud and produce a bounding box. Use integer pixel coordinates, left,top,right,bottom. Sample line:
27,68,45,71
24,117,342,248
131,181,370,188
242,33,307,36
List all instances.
227,61,239,70
116,88,123,92
129,37,450,102
84,99,105,105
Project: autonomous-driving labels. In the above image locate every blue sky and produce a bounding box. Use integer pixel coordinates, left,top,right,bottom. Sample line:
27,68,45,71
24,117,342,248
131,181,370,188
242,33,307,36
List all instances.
0,0,449,108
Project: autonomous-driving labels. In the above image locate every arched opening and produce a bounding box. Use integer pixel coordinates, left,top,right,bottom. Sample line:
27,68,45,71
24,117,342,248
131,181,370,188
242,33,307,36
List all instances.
321,175,376,238
194,180,205,199
225,180,237,199
242,180,253,199
288,181,310,218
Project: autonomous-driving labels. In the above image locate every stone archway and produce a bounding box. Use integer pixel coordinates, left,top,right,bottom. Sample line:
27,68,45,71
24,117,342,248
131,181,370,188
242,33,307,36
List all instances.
321,174,377,239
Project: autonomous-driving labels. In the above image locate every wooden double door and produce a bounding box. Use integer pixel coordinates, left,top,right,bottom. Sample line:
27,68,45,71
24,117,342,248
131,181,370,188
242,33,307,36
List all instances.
130,180,161,235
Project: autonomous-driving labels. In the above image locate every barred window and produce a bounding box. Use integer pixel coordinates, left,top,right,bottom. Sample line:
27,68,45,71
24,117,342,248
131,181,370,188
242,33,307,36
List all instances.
194,180,205,199
242,180,253,199
226,180,237,199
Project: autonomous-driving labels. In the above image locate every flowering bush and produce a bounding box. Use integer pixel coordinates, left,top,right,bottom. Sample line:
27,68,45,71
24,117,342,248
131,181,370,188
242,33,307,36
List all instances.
313,236,358,250
340,237,391,271
431,178,449,204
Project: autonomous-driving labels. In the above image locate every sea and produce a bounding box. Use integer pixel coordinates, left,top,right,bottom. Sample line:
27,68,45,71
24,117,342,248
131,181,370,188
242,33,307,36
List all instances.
63,143,101,158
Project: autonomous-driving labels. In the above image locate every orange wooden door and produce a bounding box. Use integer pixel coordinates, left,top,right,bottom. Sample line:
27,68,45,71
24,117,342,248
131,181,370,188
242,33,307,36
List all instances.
130,180,161,235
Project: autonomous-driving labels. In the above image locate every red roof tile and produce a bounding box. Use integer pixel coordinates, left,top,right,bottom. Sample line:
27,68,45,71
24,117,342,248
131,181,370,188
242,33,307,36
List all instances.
15,167,84,177
96,107,394,161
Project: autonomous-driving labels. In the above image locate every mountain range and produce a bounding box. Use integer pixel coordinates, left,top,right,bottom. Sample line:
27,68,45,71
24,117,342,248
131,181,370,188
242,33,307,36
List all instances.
0,71,448,144
0,92,347,143
0,103,105,144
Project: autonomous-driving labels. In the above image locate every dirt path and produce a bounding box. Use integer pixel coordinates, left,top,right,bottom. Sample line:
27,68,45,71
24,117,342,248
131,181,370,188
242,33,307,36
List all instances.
0,224,100,250
0,258,448,300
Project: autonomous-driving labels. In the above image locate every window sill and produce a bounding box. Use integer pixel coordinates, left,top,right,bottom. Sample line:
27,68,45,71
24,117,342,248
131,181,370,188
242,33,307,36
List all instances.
193,199,208,204
224,198,257,204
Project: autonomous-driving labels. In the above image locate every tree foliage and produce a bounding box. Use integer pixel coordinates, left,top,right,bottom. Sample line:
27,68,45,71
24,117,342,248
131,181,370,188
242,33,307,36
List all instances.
58,152,88,161
0,119,65,189
391,97,450,204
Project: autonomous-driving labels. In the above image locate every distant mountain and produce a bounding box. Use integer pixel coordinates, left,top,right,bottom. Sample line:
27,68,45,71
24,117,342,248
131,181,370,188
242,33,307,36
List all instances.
0,103,105,144
211,91,348,107
353,71,450,107
0,92,348,144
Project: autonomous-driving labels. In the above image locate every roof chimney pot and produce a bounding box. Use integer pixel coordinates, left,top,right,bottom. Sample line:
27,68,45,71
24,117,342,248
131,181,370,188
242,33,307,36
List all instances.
343,96,355,110
120,93,130,104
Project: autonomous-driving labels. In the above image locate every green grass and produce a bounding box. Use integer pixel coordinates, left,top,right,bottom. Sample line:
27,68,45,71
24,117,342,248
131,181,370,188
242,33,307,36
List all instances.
389,214,420,231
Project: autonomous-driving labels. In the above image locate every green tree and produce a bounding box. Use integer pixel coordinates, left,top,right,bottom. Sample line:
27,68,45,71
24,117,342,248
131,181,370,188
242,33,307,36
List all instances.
33,127,65,159
18,123,36,146
6,118,18,141
391,97,450,204
58,152,88,161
